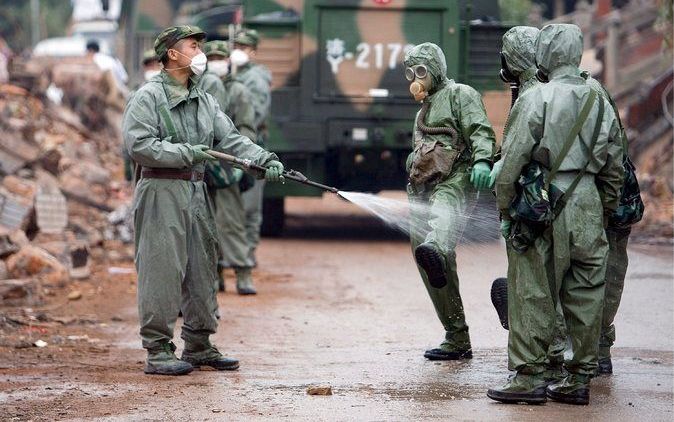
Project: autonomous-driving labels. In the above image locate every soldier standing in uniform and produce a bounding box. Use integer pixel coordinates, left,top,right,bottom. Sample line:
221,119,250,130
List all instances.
230,29,273,293
403,42,495,361
122,25,285,375
203,40,260,295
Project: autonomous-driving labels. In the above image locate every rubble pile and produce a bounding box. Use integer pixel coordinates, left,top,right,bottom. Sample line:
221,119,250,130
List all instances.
0,76,131,308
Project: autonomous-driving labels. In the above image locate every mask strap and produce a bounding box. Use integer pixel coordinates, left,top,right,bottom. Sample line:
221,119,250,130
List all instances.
164,49,192,71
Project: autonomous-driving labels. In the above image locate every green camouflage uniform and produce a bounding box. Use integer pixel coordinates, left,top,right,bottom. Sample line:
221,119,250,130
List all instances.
404,43,495,354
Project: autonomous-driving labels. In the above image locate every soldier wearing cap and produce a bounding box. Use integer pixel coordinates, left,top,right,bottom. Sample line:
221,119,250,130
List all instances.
122,25,285,376
202,40,260,295
230,29,273,291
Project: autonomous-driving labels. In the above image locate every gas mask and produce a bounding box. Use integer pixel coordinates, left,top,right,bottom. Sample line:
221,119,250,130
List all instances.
405,64,432,102
208,60,229,77
499,52,518,84
499,52,519,110
168,50,207,76
230,49,250,67
144,69,160,81
535,61,549,83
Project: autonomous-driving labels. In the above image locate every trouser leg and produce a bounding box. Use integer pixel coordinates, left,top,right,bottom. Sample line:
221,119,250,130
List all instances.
506,231,557,374
242,179,265,267
180,184,219,350
599,227,631,359
134,179,189,350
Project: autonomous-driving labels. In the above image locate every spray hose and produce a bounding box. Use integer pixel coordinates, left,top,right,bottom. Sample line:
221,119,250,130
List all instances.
206,150,339,194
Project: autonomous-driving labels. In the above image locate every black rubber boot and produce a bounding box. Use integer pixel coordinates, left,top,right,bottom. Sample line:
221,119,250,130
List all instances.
487,373,548,405
423,348,472,361
144,342,193,376
546,374,591,405
597,357,613,375
414,242,447,288
182,345,240,371
491,277,509,330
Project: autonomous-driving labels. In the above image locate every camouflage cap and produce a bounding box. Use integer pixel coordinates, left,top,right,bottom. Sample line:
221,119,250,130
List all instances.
142,48,159,65
203,40,230,58
154,25,206,59
233,29,259,47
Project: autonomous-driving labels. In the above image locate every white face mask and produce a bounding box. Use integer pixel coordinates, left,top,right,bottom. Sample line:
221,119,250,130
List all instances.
230,49,249,67
208,60,229,77
144,69,160,81
168,50,208,76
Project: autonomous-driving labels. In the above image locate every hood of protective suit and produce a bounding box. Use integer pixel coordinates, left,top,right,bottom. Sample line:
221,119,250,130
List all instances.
403,42,449,92
535,24,583,77
502,26,539,76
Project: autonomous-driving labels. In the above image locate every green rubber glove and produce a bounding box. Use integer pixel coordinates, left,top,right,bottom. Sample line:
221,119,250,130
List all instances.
501,219,512,239
231,167,244,184
470,161,491,191
489,159,504,189
265,160,285,183
191,144,217,163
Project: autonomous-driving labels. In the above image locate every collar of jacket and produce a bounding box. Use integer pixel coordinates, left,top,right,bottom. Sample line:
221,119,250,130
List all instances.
160,70,201,109
426,78,453,101
519,67,538,91
548,65,583,82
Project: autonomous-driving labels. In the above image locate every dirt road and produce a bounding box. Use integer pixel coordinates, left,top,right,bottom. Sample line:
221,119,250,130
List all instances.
1,194,672,421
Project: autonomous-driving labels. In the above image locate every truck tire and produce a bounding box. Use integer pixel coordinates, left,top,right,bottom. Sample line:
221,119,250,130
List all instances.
261,197,285,237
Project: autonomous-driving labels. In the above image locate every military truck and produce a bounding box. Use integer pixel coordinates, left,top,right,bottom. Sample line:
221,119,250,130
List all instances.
186,0,509,235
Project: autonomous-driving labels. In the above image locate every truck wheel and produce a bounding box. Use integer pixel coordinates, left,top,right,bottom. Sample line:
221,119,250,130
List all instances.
261,197,285,237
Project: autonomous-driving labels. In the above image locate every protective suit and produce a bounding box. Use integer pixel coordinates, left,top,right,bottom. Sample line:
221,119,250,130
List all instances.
123,70,278,354
584,74,632,374
235,60,273,267
404,42,495,359
492,24,623,404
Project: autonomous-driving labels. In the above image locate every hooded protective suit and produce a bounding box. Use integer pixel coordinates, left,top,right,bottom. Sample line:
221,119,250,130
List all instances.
404,42,495,355
123,70,278,351
495,24,624,382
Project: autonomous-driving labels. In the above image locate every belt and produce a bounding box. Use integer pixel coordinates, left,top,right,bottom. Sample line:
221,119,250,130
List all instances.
141,168,204,182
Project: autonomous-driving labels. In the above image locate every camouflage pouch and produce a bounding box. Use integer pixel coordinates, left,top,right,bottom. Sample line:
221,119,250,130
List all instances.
608,156,644,229
409,140,462,186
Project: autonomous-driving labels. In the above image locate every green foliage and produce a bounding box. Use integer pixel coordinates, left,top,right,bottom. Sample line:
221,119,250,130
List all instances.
499,0,533,25
0,0,73,52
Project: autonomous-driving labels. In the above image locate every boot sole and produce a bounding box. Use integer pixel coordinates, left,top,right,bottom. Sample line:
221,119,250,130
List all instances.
546,388,589,405
424,350,473,361
487,389,547,405
144,365,193,376
189,362,240,371
415,244,447,289
490,278,509,330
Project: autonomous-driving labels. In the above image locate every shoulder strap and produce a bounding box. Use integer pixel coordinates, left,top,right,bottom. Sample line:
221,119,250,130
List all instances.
546,89,597,189
159,104,180,142
553,91,605,218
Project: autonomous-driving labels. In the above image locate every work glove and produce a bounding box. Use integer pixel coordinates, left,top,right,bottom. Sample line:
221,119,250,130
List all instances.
231,168,244,184
470,161,491,191
489,159,504,189
500,219,512,239
191,144,217,163
264,160,285,183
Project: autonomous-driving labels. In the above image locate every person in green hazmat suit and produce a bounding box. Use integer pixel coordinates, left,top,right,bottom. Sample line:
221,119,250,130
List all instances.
202,40,260,295
231,29,273,290
488,24,623,405
488,26,568,382
122,25,285,376
490,28,639,379
403,42,495,361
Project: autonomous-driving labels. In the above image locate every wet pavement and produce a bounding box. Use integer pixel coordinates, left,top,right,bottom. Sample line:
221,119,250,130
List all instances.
1,193,673,421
